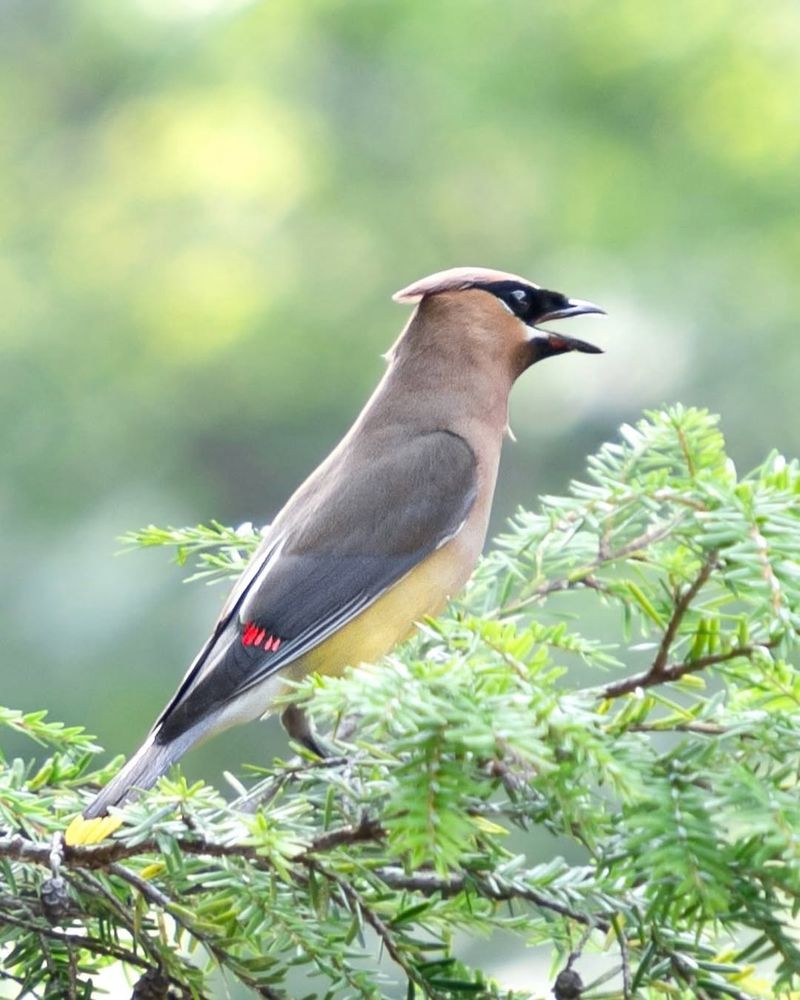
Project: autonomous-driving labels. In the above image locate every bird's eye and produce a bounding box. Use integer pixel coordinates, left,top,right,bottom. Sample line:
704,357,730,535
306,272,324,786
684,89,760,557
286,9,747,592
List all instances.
477,280,533,319
506,288,529,317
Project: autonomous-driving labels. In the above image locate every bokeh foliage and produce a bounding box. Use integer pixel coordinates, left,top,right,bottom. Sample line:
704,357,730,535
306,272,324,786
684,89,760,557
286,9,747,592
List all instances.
3,407,800,998
2,0,800,992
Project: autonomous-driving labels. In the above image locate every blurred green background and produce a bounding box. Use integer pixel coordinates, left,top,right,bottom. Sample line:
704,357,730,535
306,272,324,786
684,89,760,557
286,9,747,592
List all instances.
2,0,799,991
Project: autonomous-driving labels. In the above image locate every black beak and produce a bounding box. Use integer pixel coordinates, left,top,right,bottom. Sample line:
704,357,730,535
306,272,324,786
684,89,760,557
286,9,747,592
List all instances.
537,297,606,325
529,297,605,361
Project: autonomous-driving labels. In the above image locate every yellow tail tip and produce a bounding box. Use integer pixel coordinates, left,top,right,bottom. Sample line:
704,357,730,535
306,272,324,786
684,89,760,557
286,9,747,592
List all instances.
65,814,123,847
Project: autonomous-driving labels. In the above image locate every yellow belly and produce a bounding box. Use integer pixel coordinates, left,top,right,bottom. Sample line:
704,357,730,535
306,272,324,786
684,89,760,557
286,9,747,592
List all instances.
284,536,474,683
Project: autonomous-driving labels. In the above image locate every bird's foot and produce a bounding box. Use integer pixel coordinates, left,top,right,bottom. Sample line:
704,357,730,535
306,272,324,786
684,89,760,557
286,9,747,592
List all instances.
280,705,361,758
280,704,341,758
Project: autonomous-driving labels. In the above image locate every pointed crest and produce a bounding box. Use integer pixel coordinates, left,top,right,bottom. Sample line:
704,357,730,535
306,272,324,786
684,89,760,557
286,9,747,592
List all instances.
392,266,539,304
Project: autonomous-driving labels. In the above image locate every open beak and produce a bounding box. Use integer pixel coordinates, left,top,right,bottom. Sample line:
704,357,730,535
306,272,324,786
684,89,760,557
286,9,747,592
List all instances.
529,297,605,359
538,297,606,324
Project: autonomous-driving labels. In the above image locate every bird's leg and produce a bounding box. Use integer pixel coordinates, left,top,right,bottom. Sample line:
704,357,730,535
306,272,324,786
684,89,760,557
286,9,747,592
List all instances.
280,704,334,758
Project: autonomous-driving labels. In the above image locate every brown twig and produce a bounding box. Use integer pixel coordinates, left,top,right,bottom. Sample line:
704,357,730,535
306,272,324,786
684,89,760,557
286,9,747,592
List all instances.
296,813,384,857
109,862,284,1000
233,754,351,812
0,910,152,970
2,828,608,935
650,554,718,678
374,866,609,931
589,551,781,701
0,816,383,871
611,913,631,999
675,424,696,479
65,868,167,972
596,639,780,700
309,860,436,997
500,519,683,618
750,524,782,614
626,721,727,735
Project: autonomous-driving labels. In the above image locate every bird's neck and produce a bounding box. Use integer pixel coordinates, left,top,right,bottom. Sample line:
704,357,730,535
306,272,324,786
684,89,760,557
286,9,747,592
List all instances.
363,306,517,441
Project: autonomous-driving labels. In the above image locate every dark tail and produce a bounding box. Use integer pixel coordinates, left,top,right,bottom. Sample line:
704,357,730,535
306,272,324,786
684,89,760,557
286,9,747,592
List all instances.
83,731,193,818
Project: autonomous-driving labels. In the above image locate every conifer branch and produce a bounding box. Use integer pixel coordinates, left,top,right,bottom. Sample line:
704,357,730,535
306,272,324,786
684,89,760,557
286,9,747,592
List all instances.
597,638,781,699
5,407,800,998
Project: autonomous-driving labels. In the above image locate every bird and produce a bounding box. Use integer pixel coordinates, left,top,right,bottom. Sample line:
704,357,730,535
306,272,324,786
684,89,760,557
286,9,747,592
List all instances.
68,266,603,843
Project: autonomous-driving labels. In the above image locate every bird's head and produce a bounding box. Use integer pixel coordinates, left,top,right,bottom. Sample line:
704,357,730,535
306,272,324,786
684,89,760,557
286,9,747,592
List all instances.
393,266,604,370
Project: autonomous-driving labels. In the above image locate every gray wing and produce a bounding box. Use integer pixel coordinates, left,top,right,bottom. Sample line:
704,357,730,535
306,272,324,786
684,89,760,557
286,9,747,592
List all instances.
155,430,477,742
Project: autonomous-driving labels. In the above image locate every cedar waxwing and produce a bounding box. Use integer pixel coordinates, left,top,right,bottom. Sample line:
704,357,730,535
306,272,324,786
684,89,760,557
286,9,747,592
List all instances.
70,266,603,838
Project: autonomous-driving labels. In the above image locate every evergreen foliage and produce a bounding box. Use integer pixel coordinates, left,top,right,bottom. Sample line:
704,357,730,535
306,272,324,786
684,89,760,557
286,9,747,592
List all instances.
3,406,800,999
